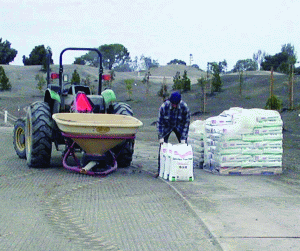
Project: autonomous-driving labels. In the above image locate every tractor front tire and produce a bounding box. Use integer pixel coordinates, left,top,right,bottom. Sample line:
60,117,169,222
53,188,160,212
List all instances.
111,102,134,167
25,101,53,168
13,119,26,159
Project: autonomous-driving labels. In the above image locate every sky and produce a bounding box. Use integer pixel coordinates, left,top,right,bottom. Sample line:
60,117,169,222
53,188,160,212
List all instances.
1,0,300,71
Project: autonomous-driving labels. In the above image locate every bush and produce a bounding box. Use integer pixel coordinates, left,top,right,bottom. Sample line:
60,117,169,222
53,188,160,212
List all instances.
71,69,80,84
158,78,169,101
211,63,222,92
35,74,46,92
172,71,182,91
182,70,191,92
0,66,11,91
124,79,134,100
265,95,282,110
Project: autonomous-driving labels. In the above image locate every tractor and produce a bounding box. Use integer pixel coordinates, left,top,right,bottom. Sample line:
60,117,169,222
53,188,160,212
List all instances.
13,48,137,174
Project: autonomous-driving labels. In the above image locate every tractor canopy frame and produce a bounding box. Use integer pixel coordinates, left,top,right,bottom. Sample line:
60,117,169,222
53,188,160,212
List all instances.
57,47,104,99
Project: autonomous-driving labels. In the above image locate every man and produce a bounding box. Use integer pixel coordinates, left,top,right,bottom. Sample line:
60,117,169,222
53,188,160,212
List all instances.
157,91,190,144
156,91,190,177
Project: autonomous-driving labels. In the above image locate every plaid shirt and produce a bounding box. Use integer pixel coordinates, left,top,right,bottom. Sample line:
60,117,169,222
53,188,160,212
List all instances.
157,100,190,140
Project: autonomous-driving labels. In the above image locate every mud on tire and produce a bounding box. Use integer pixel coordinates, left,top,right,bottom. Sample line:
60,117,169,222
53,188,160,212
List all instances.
25,101,53,167
110,102,134,167
13,118,26,159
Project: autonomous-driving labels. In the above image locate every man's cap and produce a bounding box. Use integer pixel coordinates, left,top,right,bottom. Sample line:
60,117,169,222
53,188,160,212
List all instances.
169,91,181,105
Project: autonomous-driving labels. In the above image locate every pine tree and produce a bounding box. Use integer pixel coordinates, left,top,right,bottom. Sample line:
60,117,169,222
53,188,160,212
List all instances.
71,69,81,84
172,71,182,91
0,66,11,91
182,70,191,92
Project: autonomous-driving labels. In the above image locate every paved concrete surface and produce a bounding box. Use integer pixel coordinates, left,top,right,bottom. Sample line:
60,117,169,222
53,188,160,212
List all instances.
2,126,300,250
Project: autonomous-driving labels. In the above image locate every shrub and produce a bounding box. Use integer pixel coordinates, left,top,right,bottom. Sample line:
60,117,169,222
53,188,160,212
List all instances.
158,77,169,101
71,69,80,84
124,79,134,100
172,71,182,91
35,74,46,92
182,70,191,92
0,66,11,91
142,70,151,95
265,95,282,110
211,63,222,92
197,77,208,112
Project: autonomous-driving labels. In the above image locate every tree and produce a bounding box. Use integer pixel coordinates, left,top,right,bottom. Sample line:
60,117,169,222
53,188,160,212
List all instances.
74,57,85,65
253,50,266,70
142,70,151,95
211,63,222,92
238,70,244,96
35,73,46,92
261,52,289,73
233,59,258,72
197,77,208,113
124,79,134,100
71,69,80,84
182,70,191,92
265,68,282,110
208,60,227,73
140,55,159,70
172,71,182,91
281,43,297,65
23,45,53,71
101,44,130,70
82,74,96,93
158,77,169,102
75,44,131,70
167,59,186,65
0,38,17,64
172,70,191,92
0,66,11,91
113,63,132,72
219,60,228,73
191,64,200,69
261,44,297,74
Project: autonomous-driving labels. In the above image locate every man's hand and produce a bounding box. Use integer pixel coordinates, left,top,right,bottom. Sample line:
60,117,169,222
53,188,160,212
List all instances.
180,140,186,144
159,138,164,144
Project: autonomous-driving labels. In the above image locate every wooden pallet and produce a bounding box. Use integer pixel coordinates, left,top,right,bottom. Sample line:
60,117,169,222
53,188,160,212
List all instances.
218,166,282,175
203,165,282,175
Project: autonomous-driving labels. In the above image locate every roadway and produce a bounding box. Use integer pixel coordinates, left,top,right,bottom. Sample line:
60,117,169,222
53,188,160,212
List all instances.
1,126,300,250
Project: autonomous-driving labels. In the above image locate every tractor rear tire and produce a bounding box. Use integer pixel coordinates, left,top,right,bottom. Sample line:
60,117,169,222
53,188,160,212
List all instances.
111,102,134,167
111,102,133,116
13,119,26,159
25,101,53,168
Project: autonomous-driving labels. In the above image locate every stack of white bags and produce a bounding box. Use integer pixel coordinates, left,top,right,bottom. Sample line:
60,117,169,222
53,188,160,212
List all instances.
159,143,194,181
203,107,283,175
187,120,205,168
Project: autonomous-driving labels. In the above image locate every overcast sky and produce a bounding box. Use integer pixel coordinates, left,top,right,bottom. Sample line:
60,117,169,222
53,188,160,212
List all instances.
1,0,300,70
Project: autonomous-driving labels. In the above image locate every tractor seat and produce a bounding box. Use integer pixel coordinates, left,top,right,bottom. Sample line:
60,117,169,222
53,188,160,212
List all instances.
88,95,105,113
74,86,91,95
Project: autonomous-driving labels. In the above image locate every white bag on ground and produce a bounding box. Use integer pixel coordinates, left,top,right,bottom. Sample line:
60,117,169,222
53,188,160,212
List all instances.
159,143,170,178
163,144,173,180
169,144,194,181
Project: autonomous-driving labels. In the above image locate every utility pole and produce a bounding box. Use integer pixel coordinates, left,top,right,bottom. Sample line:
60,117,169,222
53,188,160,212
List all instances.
207,62,213,93
190,54,193,66
289,64,295,110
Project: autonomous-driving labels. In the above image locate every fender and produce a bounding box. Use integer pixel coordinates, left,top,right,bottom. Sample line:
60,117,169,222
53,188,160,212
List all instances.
44,89,61,114
45,89,61,103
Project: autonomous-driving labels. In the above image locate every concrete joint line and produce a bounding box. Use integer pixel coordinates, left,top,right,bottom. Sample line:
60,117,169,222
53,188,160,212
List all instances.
147,170,223,250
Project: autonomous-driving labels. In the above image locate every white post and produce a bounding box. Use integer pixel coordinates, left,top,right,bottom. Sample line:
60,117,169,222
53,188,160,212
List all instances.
4,110,7,123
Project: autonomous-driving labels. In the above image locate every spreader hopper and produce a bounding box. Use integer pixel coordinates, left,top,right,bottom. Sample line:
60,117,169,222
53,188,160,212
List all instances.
53,113,143,155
